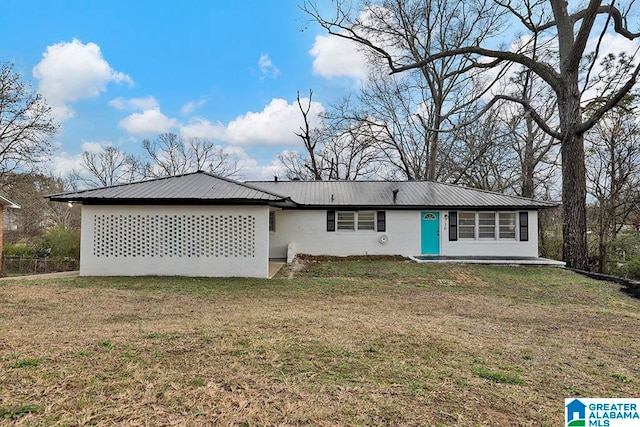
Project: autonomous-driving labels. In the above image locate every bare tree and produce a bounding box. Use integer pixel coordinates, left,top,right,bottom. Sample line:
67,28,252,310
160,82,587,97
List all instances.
500,66,559,198
0,63,58,180
322,117,384,180
1,173,80,242
278,150,317,180
71,146,142,188
189,138,239,177
307,0,640,269
282,93,383,180
306,0,504,181
357,72,436,180
46,175,81,231
142,133,239,178
586,98,640,273
294,90,324,180
446,108,515,191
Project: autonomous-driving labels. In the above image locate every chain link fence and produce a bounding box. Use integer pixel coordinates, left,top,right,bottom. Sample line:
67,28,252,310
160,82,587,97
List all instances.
2,257,79,276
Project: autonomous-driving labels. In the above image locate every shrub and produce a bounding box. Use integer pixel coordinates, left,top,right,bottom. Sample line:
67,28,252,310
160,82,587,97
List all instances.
625,257,640,280
42,227,80,259
3,243,36,258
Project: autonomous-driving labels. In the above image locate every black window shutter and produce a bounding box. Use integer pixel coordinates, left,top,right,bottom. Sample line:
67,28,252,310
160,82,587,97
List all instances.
449,211,458,241
519,212,529,241
377,211,386,232
327,210,336,232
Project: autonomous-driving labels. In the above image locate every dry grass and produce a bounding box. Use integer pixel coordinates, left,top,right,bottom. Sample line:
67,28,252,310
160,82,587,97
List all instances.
0,259,638,426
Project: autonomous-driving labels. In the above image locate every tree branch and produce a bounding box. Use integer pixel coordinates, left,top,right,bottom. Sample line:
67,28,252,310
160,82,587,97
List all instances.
579,62,640,134
390,46,561,91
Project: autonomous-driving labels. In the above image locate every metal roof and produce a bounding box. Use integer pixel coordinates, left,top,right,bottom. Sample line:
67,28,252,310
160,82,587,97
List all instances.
47,172,557,209
248,180,557,209
0,192,20,209
47,172,290,204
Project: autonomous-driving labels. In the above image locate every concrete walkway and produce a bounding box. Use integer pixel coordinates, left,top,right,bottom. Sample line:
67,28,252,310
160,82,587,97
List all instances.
269,262,285,278
1,265,286,281
410,256,565,266
0,271,80,281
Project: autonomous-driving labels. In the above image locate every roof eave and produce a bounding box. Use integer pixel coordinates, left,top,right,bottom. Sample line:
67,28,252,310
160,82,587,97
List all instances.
0,194,21,209
286,203,558,210
47,197,291,206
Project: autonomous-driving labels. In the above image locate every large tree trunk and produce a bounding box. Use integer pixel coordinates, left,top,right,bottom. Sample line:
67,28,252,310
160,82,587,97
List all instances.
561,132,588,270
596,199,608,273
426,112,442,181
521,114,536,198
557,63,589,270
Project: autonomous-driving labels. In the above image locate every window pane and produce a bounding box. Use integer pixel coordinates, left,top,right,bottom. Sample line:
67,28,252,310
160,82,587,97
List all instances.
459,212,475,225
269,211,276,232
478,212,495,239
337,211,355,230
358,211,375,230
458,212,475,239
499,212,516,239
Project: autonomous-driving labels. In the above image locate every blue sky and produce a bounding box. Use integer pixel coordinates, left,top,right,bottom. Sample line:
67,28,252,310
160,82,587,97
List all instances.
0,0,368,180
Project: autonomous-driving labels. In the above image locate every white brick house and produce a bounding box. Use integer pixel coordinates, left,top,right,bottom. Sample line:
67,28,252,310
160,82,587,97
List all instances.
48,172,557,278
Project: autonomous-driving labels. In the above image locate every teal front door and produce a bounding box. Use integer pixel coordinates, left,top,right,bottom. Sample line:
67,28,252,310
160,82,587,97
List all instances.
421,211,440,255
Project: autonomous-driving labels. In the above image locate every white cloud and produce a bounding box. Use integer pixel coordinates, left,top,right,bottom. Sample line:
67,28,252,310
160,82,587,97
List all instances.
309,7,400,80
50,151,84,177
309,34,369,79
180,99,206,116
33,39,132,121
595,32,640,57
221,146,285,181
180,117,226,139
258,53,281,79
118,109,178,136
52,140,122,177
110,96,159,111
587,32,640,80
113,95,324,149
111,95,177,136
224,98,324,146
80,141,108,154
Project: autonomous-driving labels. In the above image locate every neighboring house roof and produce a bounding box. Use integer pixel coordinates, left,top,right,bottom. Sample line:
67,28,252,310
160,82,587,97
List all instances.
47,172,293,205
249,180,557,209
0,192,20,209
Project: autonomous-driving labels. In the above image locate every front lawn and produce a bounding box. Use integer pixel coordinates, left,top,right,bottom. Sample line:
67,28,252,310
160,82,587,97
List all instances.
0,259,638,425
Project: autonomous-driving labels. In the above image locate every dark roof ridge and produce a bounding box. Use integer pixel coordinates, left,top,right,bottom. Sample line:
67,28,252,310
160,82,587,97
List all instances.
246,179,407,183
47,170,291,201
192,171,292,200
45,170,202,198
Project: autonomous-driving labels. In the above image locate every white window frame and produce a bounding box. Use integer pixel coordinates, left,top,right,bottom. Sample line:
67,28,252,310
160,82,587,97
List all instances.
269,211,276,233
336,211,377,232
357,210,376,231
478,212,497,239
498,212,517,240
458,212,519,241
458,212,476,239
337,211,356,231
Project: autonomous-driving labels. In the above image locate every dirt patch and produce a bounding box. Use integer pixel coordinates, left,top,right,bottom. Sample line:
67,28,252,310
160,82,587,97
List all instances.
295,253,407,263
445,268,490,287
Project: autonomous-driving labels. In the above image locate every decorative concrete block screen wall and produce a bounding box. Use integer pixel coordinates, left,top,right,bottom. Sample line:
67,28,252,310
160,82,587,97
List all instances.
81,205,269,277
92,214,256,258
